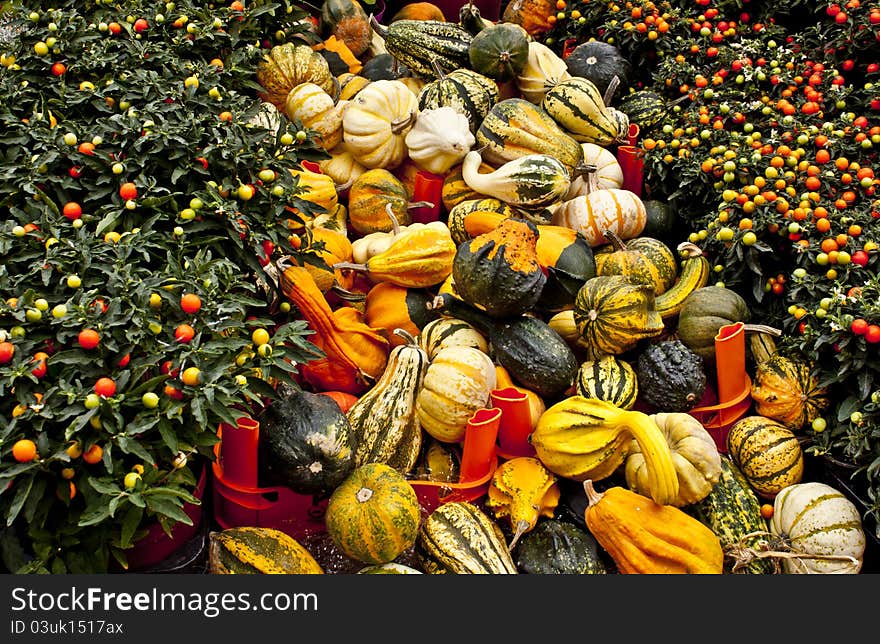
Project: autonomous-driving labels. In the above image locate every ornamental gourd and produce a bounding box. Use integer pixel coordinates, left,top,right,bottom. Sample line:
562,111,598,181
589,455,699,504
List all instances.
572,275,665,358
342,79,418,170
468,22,530,83
750,354,831,431
542,77,626,146
583,481,724,574
347,169,413,235
415,345,497,443
564,41,631,103
575,355,638,410
284,83,347,151
257,43,336,110
727,415,804,499
625,412,722,507
675,286,752,362
460,150,571,209
487,457,561,550
770,482,866,574
369,17,473,80
516,40,572,104
447,198,520,245
346,329,429,474
325,463,422,564
515,520,607,574
451,217,547,318
319,143,367,191
364,283,440,346
566,144,624,197
404,107,475,175
209,527,323,574
418,65,499,135
595,232,678,296
531,396,680,506
418,317,489,360
321,0,372,57
635,340,708,412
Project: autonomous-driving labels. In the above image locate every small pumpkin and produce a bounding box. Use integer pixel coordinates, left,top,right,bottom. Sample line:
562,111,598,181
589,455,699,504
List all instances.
418,316,489,359
594,231,678,296
342,79,419,170
284,82,347,150
347,169,412,235
391,1,447,21
770,482,866,574
325,462,422,564
564,41,631,102
501,0,557,37
575,355,638,410
418,65,500,135
566,144,624,197
750,354,831,432
487,457,561,550
452,217,547,318
364,283,440,346
468,22,530,83
625,412,722,507
727,415,804,499
676,286,752,363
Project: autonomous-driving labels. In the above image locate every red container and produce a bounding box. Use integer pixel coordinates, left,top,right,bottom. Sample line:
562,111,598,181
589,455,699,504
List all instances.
491,387,536,459
409,459,497,516
459,407,502,483
411,170,444,223
617,124,644,197
125,464,207,571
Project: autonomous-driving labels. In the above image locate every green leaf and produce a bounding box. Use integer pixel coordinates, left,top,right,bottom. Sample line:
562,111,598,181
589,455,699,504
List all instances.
145,496,194,526
87,477,123,496
77,504,113,527
6,475,34,527
119,504,144,550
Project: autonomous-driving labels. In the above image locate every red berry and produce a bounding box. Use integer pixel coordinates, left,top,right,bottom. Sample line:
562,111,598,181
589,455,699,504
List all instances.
852,318,869,335
94,377,117,397
852,250,869,266
867,325,880,344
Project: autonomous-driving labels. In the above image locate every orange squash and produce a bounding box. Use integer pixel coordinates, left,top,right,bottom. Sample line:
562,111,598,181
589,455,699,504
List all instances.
749,354,831,431
347,169,411,236
391,2,446,21
364,282,441,346
501,0,557,37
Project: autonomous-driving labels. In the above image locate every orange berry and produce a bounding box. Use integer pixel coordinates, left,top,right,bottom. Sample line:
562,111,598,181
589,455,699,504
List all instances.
12,439,38,463
83,444,104,465
180,293,202,314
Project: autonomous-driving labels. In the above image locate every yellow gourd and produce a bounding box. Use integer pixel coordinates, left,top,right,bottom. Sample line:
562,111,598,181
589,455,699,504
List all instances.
486,457,560,550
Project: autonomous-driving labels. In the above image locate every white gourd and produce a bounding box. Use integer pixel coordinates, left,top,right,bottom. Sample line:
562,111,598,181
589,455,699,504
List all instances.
566,143,624,198
516,41,572,104
461,150,570,208
770,481,866,574
319,142,366,189
342,79,419,170
405,107,475,176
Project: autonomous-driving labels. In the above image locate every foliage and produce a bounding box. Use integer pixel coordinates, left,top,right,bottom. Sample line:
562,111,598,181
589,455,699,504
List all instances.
0,0,332,573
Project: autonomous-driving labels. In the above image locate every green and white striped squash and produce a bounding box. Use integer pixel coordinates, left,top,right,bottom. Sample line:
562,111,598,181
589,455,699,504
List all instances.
575,355,638,410
476,98,584,174
447,198,520,245
542,77,625,146
771,482,866,574
566,143,624,198
726,415,804,499
417,501,518,574
515,41,572,104
687,456,775,574
371,18,473,79
417,316,489,360
461,150,570,209
418,67,500,134
617,89,669,131
346,329,428,474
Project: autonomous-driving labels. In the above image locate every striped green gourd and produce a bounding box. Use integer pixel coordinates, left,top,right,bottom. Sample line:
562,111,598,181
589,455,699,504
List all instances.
575,355,639,410
476,98,584,173
370,17,472,79
417,501,518,574
726,415,804,499
447,198,519,245
617,90,689,132
461,150,570,209
208,527,324,574
542,77,624,146
688,456,775,574
418,65,499,133
346,329,428,474
417,316,488,359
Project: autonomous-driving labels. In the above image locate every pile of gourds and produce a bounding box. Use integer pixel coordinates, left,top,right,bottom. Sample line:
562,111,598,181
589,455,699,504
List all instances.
211,0,868,575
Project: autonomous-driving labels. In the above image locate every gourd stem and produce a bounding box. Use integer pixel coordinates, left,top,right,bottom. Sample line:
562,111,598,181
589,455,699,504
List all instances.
582,480,603,508
333,261,368,273
571,162,598,181
743,324,782,336
406,200,435,210
384,202,401,235
355,487,374,503
430,57,447,80
676,241,704,258
330,284,367,302
334,177,354,193
603,75,621,107
603,229,627,252
393,327,418,346
390,110,416,134
726,530,862,573
507,520,530,552
369,14,387,39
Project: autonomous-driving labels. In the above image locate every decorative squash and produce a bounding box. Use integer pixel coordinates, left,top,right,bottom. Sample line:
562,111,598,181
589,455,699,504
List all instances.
452,217,547,318
350,207,450,263
412,437,461,483
626,412,722,507
552,175,647,247
284,166,340,232
727,415,804,499
501,0,556,37
676,286,752,363
347,169,412,235
418,316,488,360
635,340,707,412
257,385,358,495
653,243,712,320
415,345,497,443
542,77,626,146
516,40,572,104
208,527,323,574
564,41,631,103
321,0,372,57
325,463,422,564
316,36,363,76
334,219,456,288
392,1,446,21
405,106,476,175
688,456,775,574
417,501,518,574
369,17,473,80
417,64,499,135
360,53,409,81
284,83,347,150
357,562,423,574
342,79,419,170
248,101,285,138
575,355,638,410
595,232,678,296
515,519,607,574
442,163,495,211
476,98,584,174
460,150,571,209
572,275,665,358
547,309,589,352
566,144,624,198
448,198,518,245
770,482,866,574
495,365,546,430
641,199,679,239
468,22,530,83
750,354,831,432
256,43,336,110
337,72,372,100
531,397,680,505
486,457,561,549
319,142,366,190
298,226,355,292
346,329,429,473
278,264,389,394
364,283,440,346
583,481,725,574
458,1,492,35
